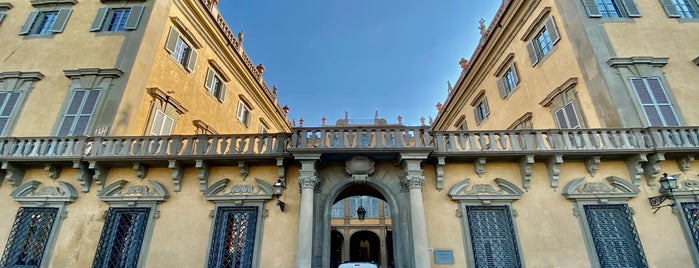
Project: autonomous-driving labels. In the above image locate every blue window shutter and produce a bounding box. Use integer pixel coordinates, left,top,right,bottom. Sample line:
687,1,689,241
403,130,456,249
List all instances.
50,8,72,33
659,0,682,17
124,5,145,30
0,11,6,25
545,16,560,45
90,6,109,32
19,10,40,35
621,0,642,17
526,42,539,66
581,0,602,17
165,28,179,53
186,49,198,72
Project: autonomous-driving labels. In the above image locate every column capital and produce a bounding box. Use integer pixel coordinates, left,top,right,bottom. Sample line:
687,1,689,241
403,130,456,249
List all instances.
402,175,425,189
298,176,320,189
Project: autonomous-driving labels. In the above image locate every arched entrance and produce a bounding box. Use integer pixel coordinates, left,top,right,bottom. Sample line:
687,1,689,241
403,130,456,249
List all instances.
350,231,380,264
330,230,344,268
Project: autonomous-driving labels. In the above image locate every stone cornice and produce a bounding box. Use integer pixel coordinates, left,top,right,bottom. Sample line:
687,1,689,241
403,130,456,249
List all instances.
30,0,76,7
0,2,13,9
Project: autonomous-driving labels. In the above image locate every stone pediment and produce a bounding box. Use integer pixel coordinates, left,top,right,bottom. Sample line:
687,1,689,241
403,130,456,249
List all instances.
448,178,523,203
204,178,274,202
562,176,639,201
11,180,78,203
98,180,169,203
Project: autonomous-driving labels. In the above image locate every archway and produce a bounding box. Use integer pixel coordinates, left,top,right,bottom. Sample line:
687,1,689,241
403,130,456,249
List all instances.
350,231,380,264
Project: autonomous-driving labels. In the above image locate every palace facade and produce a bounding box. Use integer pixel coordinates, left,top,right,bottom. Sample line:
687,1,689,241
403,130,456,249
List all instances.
0,0,698,268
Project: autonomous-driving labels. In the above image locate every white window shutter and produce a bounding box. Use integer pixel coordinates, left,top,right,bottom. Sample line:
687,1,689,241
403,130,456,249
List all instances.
237,101,245,120
621,0,642,17
581,0,602,17
50,8,72,33
526,42,539,66
186,49,198,72
19,10,40,35
205,68,215,91
90,7,109,32
219,83,227,103
165,28,179,53
124,5,145,30
545,17,560,45
161,115,174,135
150,110,165,135
497,77,507,98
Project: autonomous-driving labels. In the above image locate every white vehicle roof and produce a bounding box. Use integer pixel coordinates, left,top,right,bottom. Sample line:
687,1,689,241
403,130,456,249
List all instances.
337,262,379,268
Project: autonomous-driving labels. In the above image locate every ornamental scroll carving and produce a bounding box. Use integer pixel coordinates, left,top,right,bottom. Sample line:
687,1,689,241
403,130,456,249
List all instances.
204,178,274,202
11,180,79,203
448,178,524,203
562,176,639,201
345,156,375,184
98,180,170,203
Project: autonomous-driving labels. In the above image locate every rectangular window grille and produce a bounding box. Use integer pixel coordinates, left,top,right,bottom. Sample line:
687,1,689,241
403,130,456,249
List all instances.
466,206,522,268
630,77,679,126
584,204,648,267
0,91,21,136
682,202,699,254
58,89,101,136
92,207,150,268
1,207,58,268
208,207,258,268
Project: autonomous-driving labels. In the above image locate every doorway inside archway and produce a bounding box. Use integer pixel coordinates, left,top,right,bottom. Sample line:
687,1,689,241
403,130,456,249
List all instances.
329,193,393,267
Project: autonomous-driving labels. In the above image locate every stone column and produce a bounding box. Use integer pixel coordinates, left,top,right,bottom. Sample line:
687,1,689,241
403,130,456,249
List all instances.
296,157,320,268
380,229,388,268
401,153,431,267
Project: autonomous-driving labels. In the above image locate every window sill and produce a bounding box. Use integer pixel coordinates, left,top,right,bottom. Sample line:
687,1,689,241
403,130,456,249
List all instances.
594,18,635,23
167,54,193,74
678,18,699,23
532,45,559,68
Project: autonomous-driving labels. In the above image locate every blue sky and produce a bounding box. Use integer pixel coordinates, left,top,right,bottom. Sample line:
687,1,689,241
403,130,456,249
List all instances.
218,1,500,127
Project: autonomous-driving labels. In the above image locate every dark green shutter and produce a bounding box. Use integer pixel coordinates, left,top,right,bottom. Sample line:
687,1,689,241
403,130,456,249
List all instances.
581,0,602,17
621,0,642,17
124,5,145,30
90,6,109,32
659,0,681,17
19,10,39,35
50,8,72,33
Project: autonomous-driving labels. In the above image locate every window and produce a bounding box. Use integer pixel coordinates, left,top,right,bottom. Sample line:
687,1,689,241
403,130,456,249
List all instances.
236,101,250,127
467,206,522,268
497,63,519,98
0,92,21,135
150,109,174,135
682,202,699,256
526,17,560,66
0,11,6,26
474,97,489,124
57,89,101,136
661,0,699,18
208,207,258,268
259,124,267,134
581,0,641,18
555,102,581,129
584,204,648,267
19,9,72,35
92,207,150,268
90,6,145,32
630,77,679,126
165,27,198,72
508,112,533,130
0,207,58,267
331,201,344,218
205,68,227,102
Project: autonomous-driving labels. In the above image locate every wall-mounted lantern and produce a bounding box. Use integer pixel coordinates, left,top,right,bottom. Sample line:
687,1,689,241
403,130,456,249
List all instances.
273,179,286,212
649,173,678,213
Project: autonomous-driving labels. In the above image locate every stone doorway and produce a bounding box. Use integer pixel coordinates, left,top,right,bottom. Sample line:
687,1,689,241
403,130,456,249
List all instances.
350,231,380,264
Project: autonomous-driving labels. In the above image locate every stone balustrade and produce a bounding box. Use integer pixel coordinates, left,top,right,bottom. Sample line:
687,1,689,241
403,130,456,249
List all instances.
0,127,696,162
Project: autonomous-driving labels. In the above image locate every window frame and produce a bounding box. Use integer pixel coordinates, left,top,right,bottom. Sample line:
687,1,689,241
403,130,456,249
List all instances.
473,96,489,125
497,62,519,98
562,176,648,268
581,0,642,18
205,67,227,103
90,5,145,32
149,108,174,135
525,16,560,66
554,101,582,129
92,207,151,268
164,27,198,72
629,76,680,126
56,88,102,136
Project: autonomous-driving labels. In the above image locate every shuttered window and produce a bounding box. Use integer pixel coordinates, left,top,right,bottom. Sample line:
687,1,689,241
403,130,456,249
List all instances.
149,109,174,135
582,0,641,18
208,207,258,268
473,97,489,124
165,27,198,72
584,204,648,267
236,101,250,127
0,11,6,25
19,9,72,35
630,77,679,126
90,5,145,32
497,63,519,98
0,207,59,268
660,0,699,18
0,92,21,136
466,206,522,268
526,16,560,66
555,102,581,129
92,207,150,268
57,89,101,136
205,68,227,102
